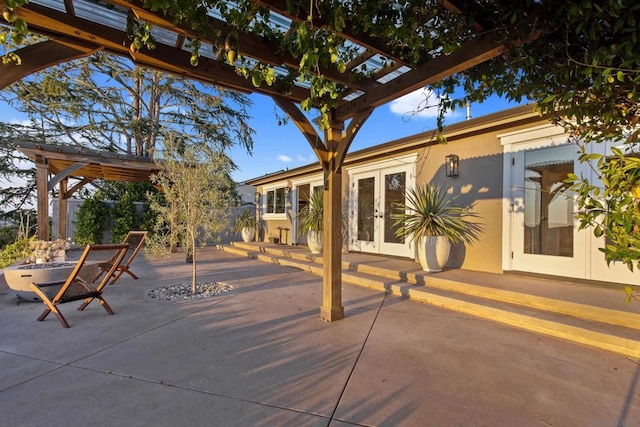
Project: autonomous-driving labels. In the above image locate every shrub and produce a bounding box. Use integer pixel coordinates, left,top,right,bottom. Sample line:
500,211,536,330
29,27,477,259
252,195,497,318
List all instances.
0,226,18,250
111,191,137,243
74,194,109,244
0,237,34,268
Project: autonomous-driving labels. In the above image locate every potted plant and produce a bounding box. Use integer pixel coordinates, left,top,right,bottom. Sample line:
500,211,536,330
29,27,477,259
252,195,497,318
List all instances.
233,209,259,242
391,184,483,272
267,234,280,244
297,190,324,253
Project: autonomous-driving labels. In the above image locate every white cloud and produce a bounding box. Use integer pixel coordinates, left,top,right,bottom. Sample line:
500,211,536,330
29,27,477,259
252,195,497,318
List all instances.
9,118,32,126
296,154,316,163
389,89,442,119
277,154,292,162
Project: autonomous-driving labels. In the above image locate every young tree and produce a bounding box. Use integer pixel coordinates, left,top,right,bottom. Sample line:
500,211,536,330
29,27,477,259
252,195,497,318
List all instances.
149,136,237,293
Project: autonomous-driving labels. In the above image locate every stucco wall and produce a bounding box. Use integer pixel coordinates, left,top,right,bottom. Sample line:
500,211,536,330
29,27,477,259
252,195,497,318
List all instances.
262,218,293,245
248,106,548,274
415,134,504,273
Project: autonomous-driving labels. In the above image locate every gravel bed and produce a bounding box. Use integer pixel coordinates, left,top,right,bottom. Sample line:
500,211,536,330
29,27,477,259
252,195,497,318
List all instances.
148,282,233,301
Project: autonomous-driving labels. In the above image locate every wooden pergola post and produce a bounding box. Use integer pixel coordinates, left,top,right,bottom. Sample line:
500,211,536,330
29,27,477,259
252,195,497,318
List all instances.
57,178,68,239
35,157,49,240
274,97,374,321
321,119,345,321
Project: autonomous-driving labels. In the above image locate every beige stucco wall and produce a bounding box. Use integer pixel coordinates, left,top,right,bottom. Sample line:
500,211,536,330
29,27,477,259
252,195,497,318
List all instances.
249,106,549,275
415,132,504,273
262,218,293,244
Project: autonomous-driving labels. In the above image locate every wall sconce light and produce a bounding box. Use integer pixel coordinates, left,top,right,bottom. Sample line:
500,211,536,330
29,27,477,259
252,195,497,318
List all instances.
445,154,459,177
284,186,291,200
254,191,261,204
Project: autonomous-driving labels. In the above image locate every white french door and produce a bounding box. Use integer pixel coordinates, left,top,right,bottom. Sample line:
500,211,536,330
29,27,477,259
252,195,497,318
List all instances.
348,159,415,258
509,144,587,277
503,127,639,285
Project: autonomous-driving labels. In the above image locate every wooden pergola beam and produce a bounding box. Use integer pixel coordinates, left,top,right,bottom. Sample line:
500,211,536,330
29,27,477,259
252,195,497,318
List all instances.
0,40,98,90
109,0,377,92
272,95,329,165
47,162,89,191
334,33,504,121
35,157,49,240
256,0,408,66
16,3,310,101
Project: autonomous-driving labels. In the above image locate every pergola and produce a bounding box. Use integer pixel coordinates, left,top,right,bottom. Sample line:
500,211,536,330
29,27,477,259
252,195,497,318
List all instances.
0,0,537,321
15,141,161,240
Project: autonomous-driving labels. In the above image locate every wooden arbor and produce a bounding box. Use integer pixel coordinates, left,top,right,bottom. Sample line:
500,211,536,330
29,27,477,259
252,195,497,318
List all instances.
15,142,161,241
1,0,526,321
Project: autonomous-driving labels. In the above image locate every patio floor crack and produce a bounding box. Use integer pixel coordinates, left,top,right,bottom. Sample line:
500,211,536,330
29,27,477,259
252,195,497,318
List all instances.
327,293,388,426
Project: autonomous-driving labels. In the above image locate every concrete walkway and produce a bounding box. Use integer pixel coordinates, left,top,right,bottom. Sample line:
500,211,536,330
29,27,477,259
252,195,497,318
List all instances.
1,247,639,426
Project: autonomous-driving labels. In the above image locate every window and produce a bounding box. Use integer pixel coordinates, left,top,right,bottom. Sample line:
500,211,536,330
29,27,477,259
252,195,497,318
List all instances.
265,187,286,215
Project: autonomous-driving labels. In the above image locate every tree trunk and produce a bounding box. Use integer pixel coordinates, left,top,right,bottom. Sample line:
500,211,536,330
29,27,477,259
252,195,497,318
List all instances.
133,67,144,156
146,71,161,156
189,229,197,294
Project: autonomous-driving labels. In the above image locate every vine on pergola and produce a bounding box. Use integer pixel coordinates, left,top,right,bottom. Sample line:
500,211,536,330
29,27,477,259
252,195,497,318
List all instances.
1,0,473,129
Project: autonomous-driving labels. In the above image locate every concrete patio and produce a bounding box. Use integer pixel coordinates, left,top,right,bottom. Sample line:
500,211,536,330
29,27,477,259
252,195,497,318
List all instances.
1,246,639,426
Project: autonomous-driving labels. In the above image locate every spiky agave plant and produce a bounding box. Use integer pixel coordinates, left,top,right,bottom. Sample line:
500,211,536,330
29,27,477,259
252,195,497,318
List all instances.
298,189,324,235
391,184,483,244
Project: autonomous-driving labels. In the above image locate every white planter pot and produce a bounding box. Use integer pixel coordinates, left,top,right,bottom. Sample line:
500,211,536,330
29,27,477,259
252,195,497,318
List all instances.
241,227,256,242
307,231,323,254
417,235,451,272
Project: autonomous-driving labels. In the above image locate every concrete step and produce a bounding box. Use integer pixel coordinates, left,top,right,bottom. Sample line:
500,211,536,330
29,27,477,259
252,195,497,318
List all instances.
238,243,640,332
218,243,640,358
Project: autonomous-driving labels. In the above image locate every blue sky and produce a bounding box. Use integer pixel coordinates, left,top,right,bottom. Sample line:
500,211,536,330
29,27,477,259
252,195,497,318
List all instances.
228,90,519,182
1,87,519,183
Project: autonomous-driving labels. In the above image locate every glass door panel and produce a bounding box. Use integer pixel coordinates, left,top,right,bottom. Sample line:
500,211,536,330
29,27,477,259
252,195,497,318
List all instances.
512,144,586,277
523,145,574,257
350,172,378,252
348,163,414,257
383,171,405,244
357,177,376,242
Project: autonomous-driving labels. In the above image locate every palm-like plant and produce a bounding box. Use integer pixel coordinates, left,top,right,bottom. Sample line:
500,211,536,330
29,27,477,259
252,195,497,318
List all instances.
298,190,324,234
233,209,258,232
391,184,483,244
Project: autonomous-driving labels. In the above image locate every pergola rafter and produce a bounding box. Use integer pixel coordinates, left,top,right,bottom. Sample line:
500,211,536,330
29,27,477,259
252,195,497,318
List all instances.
0,0,540,321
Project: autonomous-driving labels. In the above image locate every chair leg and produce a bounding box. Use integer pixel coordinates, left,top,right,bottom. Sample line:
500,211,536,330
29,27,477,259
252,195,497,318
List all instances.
124,268,139,280
108,269,125,285
52,308,71,328
37,308,51,321
77,297,93,311
37,298,70,327
97,297,114,315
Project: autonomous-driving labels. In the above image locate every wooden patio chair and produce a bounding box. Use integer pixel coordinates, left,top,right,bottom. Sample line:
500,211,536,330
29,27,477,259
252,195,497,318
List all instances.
102,231,147,286
29,244,129,328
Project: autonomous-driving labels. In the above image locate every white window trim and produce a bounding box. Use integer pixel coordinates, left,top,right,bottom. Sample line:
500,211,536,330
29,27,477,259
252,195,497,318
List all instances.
262,182,288,220
345,153,418,175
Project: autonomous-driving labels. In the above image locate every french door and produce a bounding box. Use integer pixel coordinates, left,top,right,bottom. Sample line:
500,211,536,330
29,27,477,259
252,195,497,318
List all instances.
510,144,587,277
506,135,639,285
348,161,415,258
